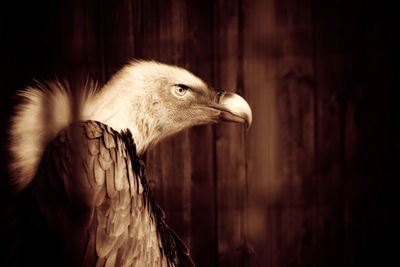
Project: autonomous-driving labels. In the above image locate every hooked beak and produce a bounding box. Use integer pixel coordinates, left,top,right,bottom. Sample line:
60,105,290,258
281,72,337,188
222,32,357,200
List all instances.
213,91,252,129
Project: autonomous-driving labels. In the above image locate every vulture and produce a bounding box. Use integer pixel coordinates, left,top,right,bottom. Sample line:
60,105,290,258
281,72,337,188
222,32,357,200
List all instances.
7,60,252,267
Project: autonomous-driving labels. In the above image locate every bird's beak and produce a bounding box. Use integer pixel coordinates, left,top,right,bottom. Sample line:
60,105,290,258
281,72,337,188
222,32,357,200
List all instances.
213,91,252,128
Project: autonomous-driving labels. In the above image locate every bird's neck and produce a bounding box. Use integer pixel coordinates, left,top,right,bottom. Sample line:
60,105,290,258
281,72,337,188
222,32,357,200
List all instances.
82,81,158,155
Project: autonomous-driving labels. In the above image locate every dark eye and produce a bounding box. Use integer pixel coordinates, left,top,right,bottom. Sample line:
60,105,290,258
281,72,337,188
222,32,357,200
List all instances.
172,84,189,97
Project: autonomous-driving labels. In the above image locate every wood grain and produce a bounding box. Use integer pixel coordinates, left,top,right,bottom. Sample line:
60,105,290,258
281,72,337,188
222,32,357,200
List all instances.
213,1,249,266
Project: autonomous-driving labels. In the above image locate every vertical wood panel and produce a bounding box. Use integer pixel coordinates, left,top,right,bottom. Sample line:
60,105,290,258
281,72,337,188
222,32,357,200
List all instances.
242,0,279,266
186,1,217,266
213,0,250,266
132,0,160,60
66,0,106,80
313,1,361,266
103,0,135,76
274,1,317,266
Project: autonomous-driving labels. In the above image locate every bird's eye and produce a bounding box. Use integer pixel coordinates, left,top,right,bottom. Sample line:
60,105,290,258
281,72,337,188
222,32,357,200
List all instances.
172,84,189,98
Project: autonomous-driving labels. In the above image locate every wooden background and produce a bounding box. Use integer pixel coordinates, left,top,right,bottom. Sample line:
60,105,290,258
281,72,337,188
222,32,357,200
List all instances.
0,0,398,266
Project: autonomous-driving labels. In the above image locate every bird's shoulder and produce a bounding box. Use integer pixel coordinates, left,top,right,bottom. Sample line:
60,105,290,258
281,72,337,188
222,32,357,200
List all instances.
31,120,154,265
38,120,144,204
31,120,193,267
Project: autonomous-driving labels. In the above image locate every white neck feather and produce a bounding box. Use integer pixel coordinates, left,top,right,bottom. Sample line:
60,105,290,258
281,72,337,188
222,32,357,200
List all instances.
83,73,157,155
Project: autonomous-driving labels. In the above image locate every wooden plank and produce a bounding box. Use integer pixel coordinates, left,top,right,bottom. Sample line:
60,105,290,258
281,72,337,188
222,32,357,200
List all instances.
213,0,249,266
132,0,160,60
241,0,278,265
58,0,106,81
241,0,317,265
272,1,317,266
102,0,135,77
185,1,217,266
312,1,361,266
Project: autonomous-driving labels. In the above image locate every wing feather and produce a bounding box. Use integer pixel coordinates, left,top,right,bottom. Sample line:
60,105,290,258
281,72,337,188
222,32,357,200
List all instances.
104,251,117,267
114,153,126,191
96,222,118,258
88,138,100,155
28,120,189,267
105,164,117,198
85,121,103,139
95,185,107,207
94,155,106,185
126,153,137,197
120,187,131,209
99,146,113,170
95,256,106,267
103,131,116,149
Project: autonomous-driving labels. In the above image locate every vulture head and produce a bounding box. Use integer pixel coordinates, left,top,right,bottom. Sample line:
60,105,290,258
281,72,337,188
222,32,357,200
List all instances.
86,60,252,153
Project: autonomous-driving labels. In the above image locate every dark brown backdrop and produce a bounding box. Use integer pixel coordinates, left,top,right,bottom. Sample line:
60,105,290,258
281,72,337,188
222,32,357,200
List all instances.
0,0,398,266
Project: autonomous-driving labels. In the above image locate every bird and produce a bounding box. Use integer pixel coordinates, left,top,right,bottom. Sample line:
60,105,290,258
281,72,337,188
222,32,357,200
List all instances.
7,60,252,267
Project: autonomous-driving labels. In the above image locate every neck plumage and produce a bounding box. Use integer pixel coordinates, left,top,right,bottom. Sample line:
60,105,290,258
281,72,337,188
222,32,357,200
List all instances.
82,75,158,155
10,65,162,191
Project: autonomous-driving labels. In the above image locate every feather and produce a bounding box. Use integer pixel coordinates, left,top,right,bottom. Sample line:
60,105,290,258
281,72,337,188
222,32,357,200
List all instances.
126,153,137,197
136,172,144,195
109,147,117,162
95,185,107,207
96,203,109,228
110,207,130,236
106,211,114,235
96,224,118,258
88,138,100,155
114,152,126,191
86,122,103,139
105,164,117,198
118,238,138,267
95,257,106,267
79,164,92,190
83,154,98,189
94,156,106,186
120,189,131,209
82,221,97,266
104,248,117,267
99,143,113,170
103,132,116,149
